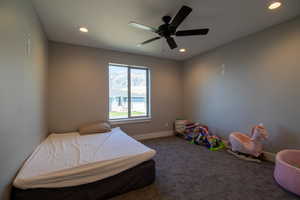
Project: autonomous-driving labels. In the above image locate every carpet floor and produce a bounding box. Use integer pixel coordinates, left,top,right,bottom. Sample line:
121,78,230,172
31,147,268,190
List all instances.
110,136,298,200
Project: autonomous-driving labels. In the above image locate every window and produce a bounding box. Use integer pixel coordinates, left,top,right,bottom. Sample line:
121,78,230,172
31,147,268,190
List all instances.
109,63,150,121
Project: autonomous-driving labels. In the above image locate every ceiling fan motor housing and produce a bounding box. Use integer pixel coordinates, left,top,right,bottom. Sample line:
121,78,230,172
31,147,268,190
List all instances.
157,16,176,37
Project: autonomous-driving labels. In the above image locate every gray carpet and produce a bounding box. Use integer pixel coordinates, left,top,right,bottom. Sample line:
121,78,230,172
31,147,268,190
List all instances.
110,137,298,200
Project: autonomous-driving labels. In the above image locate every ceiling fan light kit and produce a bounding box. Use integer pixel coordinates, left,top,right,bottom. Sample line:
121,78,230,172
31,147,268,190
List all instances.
129,5,209,50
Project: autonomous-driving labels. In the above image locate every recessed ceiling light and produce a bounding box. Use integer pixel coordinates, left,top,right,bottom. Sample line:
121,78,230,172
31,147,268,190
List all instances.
79,27,88,33
179,48,186,53
268,1,282,10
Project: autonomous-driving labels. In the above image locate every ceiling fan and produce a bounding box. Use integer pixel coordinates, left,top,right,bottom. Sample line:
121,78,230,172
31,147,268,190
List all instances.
128,5,209,50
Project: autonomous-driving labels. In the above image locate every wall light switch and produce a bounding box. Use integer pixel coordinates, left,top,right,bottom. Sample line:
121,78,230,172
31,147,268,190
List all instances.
26,34,31,56
221,64,225,76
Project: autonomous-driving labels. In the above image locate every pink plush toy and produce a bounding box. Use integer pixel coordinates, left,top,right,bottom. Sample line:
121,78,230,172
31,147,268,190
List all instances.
229,124,268,157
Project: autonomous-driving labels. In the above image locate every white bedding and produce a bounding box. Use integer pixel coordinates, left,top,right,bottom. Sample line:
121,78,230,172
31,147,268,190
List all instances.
13,127,156,189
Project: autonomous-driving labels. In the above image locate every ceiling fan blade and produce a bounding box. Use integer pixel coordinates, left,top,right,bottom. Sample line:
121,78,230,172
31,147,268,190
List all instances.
128,21,157,33
166,37,177,49
138,37,161,46
170,6,192,30
176,28,209,36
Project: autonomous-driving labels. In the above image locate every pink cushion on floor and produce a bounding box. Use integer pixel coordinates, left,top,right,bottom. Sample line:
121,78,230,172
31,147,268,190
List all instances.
274,149,300,196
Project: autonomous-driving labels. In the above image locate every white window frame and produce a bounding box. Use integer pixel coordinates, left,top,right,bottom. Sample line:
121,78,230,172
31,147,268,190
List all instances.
108,63,151,124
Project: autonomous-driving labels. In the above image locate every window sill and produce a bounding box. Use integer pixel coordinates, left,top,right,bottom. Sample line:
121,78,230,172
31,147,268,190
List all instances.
109,117,152,125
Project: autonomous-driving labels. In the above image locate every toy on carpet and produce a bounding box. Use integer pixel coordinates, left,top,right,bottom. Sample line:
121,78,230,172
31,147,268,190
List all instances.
274,149,300,196
228,123,268,163
193,126,225,151
175,120,224,151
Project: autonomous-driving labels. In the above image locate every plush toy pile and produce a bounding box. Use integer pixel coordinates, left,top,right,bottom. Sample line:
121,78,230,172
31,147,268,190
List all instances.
175,120,225,151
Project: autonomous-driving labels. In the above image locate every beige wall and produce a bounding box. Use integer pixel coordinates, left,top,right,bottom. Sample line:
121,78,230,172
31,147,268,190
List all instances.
48,42,183,135
183,17,300,153
0,5,298,199
0,0,48,199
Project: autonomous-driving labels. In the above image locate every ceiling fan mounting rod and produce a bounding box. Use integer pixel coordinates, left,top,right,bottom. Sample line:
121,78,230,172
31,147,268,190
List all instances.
162,16,172,24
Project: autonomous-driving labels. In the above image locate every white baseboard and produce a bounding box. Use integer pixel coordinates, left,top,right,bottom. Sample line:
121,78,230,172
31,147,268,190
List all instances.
132,130,174,141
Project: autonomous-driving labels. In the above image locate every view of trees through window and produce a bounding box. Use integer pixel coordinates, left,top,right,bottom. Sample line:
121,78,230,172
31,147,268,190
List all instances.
109,64,149,120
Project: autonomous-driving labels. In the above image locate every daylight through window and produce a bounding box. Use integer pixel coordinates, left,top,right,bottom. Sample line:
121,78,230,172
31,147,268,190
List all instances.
109,63,150,120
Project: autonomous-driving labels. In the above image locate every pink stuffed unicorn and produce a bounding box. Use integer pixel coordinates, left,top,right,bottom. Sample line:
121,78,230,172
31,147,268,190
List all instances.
229,123,268,160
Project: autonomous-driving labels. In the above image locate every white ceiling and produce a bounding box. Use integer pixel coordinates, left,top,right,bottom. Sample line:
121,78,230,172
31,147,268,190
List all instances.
32,0,300,60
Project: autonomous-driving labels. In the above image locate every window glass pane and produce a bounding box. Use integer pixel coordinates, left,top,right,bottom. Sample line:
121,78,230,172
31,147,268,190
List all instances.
130,68,147,117
109,65,128,119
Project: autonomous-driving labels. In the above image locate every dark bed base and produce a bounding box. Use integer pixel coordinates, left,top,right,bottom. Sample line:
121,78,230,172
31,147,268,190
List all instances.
11,160,155,200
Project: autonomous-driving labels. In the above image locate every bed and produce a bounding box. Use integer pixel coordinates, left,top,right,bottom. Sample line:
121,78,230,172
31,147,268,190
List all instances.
12,127,156,200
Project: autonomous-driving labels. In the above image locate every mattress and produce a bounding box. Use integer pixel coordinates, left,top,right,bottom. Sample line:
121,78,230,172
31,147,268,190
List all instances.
12,160,155,200
13,127,156,189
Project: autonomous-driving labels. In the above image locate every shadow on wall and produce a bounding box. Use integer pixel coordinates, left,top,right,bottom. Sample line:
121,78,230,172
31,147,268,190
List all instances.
271,125,300,152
